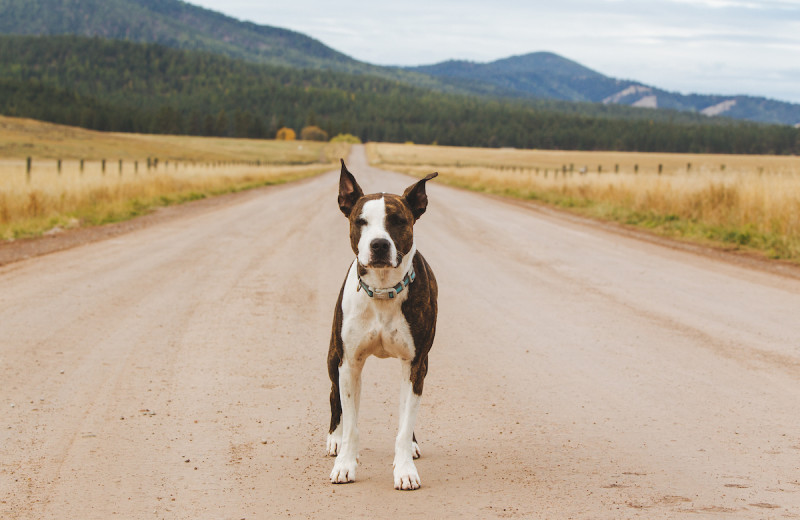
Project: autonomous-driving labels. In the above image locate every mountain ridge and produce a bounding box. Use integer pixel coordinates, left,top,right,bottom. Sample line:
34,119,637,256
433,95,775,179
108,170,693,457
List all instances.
408,52,800,126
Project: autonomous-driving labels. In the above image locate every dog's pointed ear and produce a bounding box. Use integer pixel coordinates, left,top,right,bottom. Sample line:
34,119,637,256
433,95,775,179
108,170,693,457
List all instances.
402,172,438,220
338,159,363,217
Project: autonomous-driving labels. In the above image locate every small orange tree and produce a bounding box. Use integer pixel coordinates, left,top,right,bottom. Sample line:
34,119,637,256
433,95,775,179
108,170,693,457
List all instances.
276,127,296,140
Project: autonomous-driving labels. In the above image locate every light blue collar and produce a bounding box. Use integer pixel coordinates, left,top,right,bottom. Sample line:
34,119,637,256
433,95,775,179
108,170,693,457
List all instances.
357,263,416,300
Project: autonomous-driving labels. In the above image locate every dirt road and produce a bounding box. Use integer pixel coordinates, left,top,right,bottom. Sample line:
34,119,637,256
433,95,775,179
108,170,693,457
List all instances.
2,146,800,519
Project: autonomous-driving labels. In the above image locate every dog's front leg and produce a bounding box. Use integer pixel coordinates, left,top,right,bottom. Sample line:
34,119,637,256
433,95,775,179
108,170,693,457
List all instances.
393,361,422,490
330,359,362,484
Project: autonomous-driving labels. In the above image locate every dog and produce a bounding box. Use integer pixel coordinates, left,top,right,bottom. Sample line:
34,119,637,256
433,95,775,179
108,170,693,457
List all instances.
326,159,438,490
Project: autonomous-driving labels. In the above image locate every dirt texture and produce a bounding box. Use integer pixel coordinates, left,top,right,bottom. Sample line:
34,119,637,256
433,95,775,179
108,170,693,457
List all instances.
2,145,800,519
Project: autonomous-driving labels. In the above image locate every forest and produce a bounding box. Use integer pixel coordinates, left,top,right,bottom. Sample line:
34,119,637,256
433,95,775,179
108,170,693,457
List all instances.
1,35,798,155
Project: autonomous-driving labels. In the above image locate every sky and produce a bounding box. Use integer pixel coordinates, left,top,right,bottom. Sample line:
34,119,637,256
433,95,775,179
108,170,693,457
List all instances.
188,0,800,104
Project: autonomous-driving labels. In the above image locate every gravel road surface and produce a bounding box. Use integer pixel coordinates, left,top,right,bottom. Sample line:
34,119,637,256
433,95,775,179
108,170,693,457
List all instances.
2,146,800,519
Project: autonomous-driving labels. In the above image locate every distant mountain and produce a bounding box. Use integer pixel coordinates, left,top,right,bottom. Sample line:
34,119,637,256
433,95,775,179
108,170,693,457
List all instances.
411,53,618,101
408,52,800,126
0,0,798,127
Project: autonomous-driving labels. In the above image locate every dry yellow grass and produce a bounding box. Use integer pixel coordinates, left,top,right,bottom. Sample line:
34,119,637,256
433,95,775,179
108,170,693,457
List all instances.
367,143,800,262
369,142,800,176
0,116,349,239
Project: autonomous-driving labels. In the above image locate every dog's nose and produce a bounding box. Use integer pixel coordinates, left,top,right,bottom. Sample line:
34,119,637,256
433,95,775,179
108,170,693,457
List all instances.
370,238,391,256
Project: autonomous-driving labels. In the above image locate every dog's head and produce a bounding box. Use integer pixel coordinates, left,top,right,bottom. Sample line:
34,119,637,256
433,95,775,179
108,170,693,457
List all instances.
338,159,437,269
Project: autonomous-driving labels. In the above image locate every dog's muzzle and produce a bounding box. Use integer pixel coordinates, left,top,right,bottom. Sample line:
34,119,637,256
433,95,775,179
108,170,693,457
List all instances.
368,238,393,267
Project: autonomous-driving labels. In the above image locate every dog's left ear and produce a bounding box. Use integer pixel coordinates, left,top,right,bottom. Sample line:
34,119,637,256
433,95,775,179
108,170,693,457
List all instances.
403,172,438,220
338,159,364,217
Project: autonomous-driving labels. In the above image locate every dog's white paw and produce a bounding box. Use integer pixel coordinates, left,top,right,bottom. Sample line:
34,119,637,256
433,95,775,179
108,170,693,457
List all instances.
330,457,357,484
412,440,421,460
393,460,421,490
327,429,342,456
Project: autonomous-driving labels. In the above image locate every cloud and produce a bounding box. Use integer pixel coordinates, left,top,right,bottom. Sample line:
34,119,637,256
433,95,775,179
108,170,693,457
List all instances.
666,0,799,9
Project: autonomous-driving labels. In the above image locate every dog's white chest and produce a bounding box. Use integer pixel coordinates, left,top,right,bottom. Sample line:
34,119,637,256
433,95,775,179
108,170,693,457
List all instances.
340,262,416,362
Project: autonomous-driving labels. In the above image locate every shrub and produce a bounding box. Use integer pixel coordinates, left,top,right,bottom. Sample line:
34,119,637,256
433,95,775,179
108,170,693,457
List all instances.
330,133,361,144
300,125,328,141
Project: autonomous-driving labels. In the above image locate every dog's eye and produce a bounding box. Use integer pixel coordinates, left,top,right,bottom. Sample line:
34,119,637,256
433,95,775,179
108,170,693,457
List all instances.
388,215,407,226
354,218,367,227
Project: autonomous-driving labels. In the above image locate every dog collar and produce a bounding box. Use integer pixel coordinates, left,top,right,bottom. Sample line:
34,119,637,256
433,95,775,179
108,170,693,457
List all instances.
357,263,416,300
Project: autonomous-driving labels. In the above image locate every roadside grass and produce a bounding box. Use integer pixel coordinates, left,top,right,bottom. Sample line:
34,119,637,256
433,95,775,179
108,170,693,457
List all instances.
0,116,349,240
367,142,800,263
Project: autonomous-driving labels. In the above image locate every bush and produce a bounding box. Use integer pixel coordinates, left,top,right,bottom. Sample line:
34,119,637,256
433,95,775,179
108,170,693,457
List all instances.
275,127,296,140
300,125,328,141
330,133,361,144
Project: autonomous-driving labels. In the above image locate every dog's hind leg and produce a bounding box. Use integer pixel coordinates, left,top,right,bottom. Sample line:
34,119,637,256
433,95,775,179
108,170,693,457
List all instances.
393,361,422,490
412,432,420,460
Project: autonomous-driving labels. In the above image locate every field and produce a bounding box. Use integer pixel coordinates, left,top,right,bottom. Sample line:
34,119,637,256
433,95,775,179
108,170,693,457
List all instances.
367,142,800,262
0,116,348,239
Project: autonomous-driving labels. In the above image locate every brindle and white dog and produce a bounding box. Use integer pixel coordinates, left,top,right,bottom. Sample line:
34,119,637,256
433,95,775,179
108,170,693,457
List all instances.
327,160,438,490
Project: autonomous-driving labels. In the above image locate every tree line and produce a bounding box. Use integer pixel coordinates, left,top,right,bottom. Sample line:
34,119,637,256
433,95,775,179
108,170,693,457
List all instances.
0,35,798,155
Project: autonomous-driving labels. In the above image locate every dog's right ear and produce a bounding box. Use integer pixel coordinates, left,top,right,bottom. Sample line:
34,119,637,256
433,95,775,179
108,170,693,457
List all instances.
338,159,364,217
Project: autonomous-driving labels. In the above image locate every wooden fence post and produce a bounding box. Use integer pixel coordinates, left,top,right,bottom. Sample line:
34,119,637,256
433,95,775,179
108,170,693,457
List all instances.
26,157,31,184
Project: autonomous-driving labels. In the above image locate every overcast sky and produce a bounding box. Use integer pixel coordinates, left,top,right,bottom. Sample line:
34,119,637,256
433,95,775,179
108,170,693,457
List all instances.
188,0,800,103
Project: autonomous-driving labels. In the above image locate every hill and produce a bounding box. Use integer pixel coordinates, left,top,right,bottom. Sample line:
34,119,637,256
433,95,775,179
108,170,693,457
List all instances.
0,35,797,155
0,0,357,70
0,0,449,91
409,52,800,126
